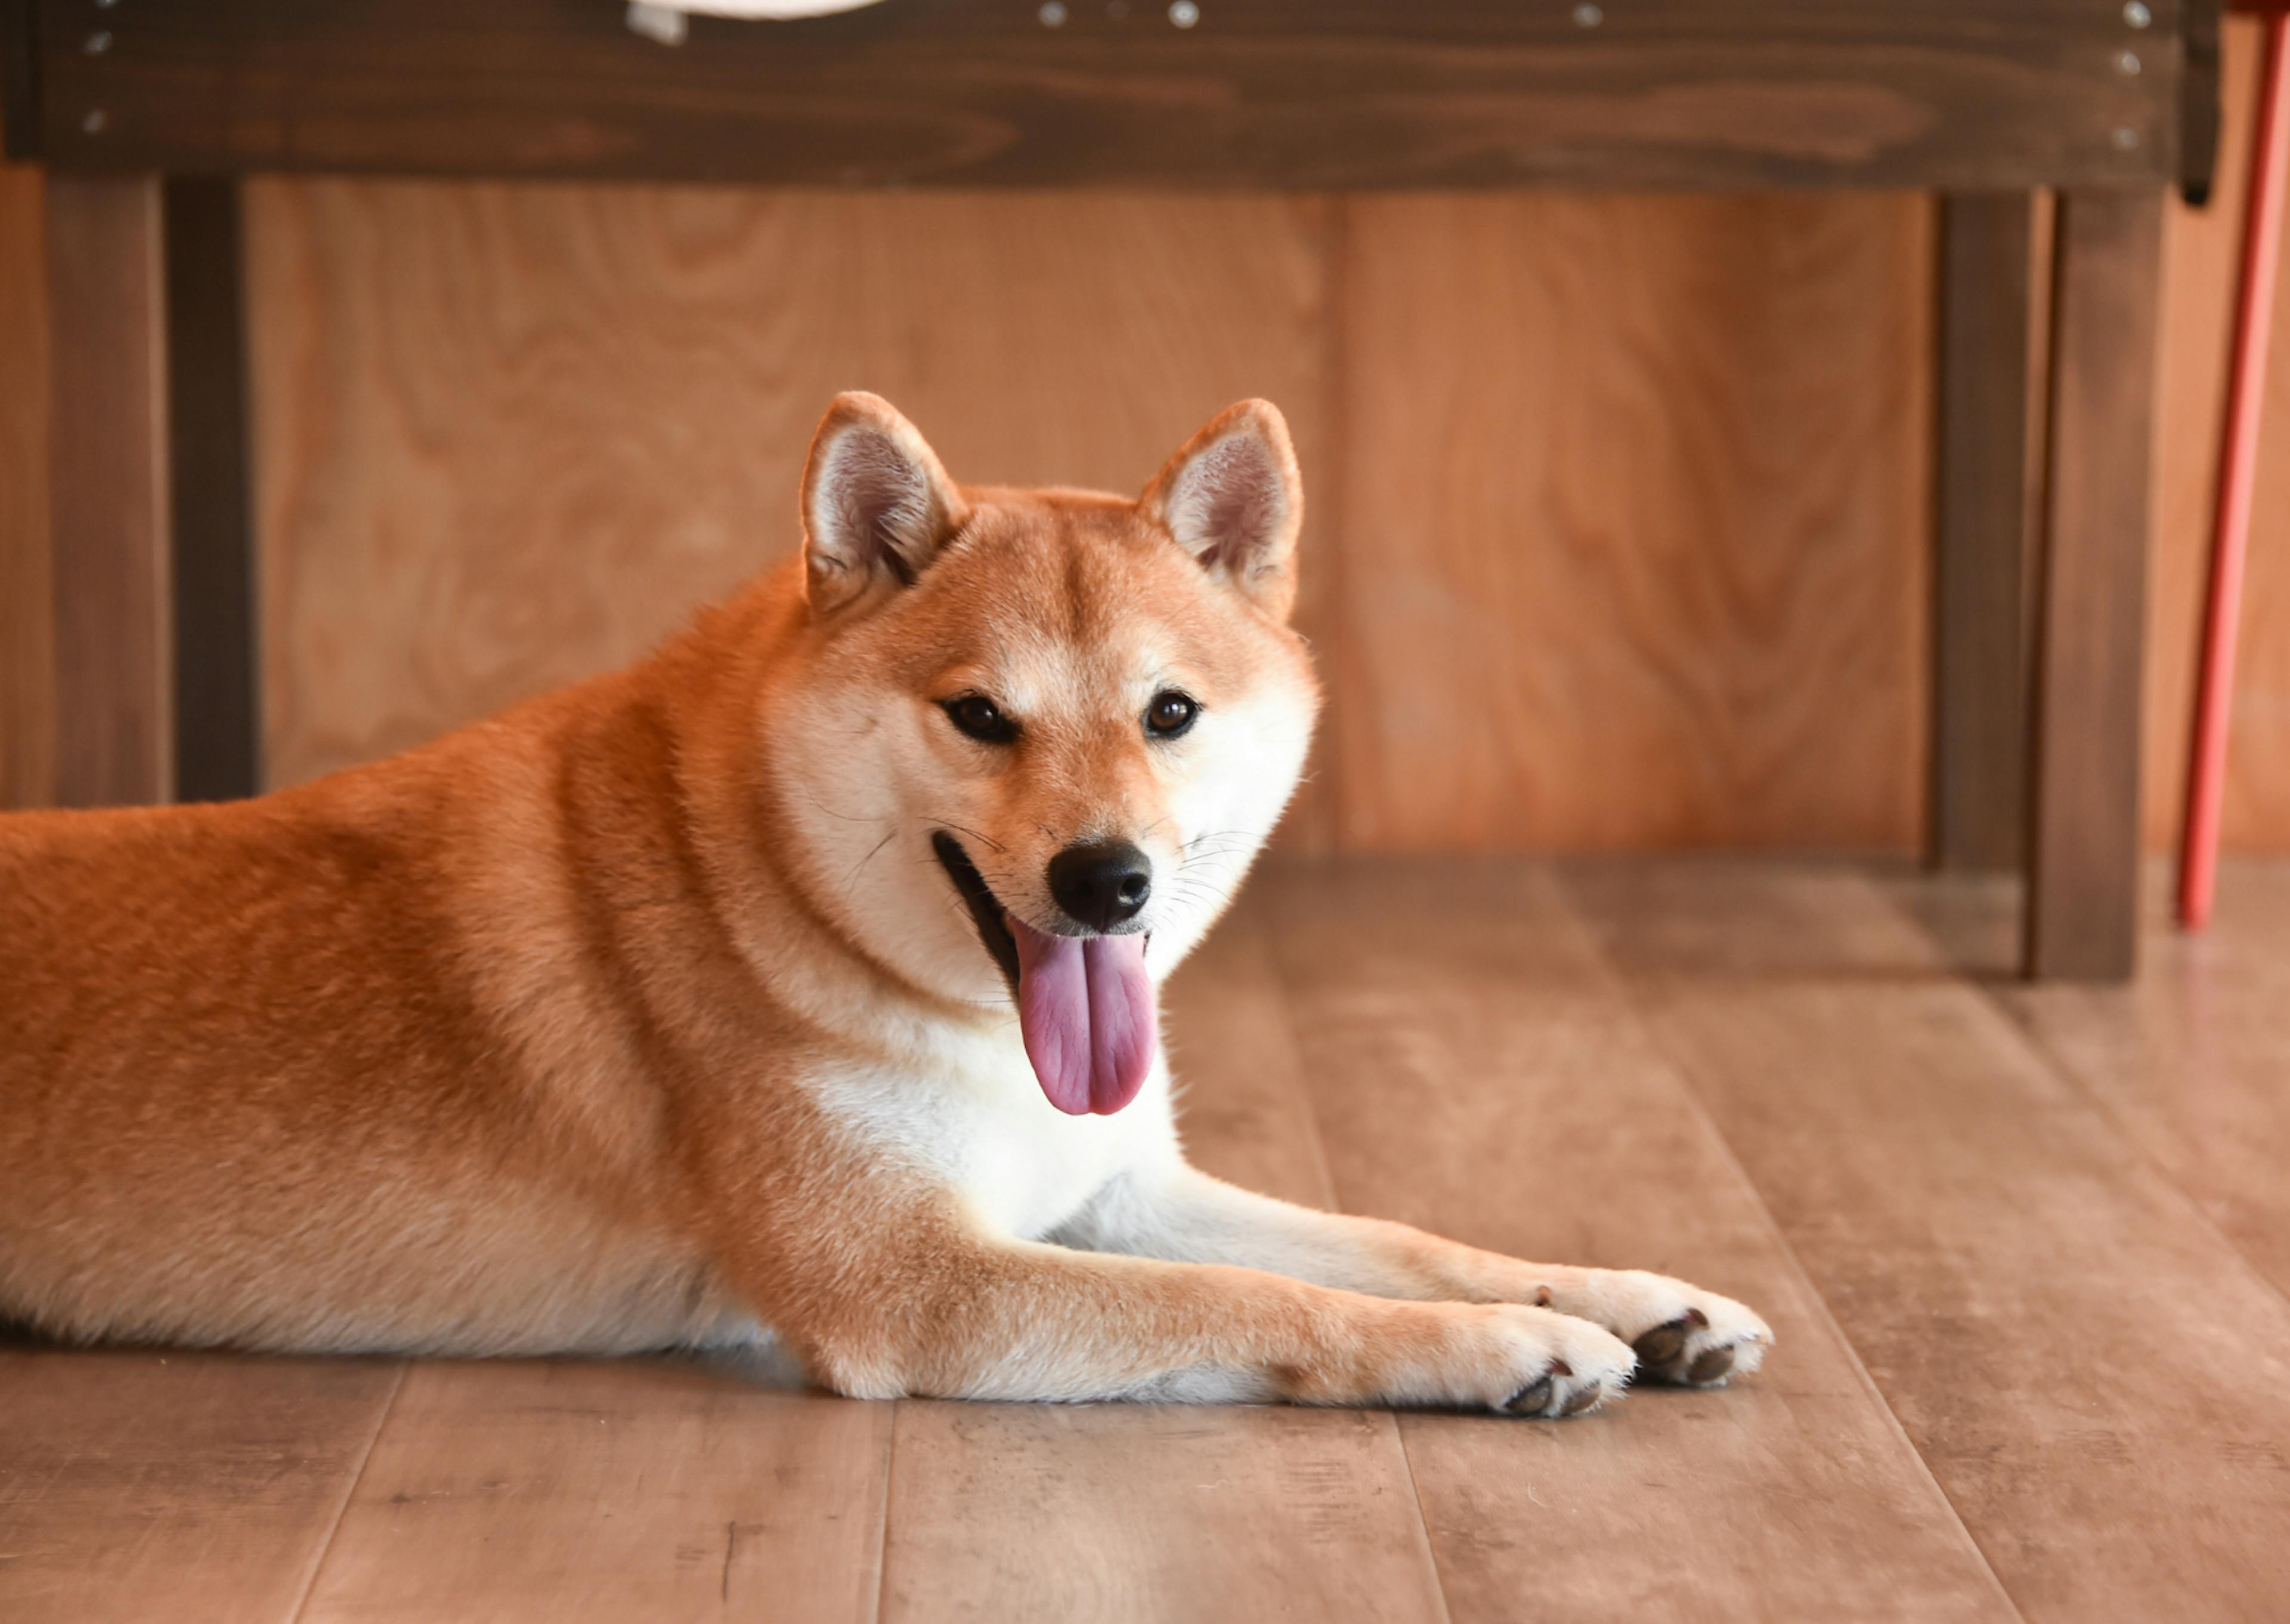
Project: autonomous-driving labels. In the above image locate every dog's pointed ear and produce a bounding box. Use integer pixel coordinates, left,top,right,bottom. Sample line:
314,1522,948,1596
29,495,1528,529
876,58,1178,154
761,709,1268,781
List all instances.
800,392,968,616
1139,399,1304,621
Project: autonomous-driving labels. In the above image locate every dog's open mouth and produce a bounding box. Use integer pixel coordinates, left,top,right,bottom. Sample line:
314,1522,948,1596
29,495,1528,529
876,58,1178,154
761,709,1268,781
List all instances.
931,832,1023,997
931,831,1156,1118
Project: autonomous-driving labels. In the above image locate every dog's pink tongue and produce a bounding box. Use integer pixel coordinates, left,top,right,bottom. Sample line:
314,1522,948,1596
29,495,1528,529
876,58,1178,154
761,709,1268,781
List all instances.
1010,920,1156,1115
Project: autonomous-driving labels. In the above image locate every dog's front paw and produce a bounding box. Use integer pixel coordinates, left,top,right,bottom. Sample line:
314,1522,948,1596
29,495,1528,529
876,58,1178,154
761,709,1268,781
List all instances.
1552,1270,1773,1389
1483,1305,1635,1419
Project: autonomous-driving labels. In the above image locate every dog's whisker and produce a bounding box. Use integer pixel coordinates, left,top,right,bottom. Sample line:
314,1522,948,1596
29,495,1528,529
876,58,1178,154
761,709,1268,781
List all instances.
840,830,900,901
803,791,896,827
929,818,1008,855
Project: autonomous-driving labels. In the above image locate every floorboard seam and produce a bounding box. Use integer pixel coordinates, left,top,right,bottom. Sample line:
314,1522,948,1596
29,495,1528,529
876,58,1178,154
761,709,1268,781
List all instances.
1242,906,1348,1215
1386,1417,1460,1624
1862,872,2290,1326
1249,898,1459,1624
866,1399,900,1624
1549,867,2032,1624
280,1358,408,1624
1970,972,2290,1325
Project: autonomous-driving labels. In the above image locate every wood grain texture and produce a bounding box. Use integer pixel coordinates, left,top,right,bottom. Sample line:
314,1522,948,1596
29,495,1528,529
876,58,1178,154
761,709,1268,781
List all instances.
296,1358,888,1624
21,857,2290,1614
870,906,1449,1624
163,176,260,804
1882,856,2290,1301
4,25,2290,856
1998,857,2290,1302
1570,859,2290,1621
878,1401,1446,1624
1329,193,1934,852
2027,189,2164,980
1933,193,2038,874
0,1,35,164
1257,859,2017,1623
2151,13,2290,854
0,155,49,809
0,1348,401,1624
44,172,170,808
243,182,1338,839
219,64,2290,859
29,0,2184,191
1161,903,1350,1210
243,184,1938,854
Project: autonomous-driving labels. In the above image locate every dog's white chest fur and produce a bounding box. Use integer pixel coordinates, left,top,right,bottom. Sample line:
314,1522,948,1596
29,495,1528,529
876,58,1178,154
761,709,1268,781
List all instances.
803,1023,1177,1241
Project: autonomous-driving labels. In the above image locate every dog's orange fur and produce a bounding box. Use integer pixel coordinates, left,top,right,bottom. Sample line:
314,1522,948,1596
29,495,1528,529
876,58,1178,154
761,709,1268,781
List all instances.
0,395,1770,1414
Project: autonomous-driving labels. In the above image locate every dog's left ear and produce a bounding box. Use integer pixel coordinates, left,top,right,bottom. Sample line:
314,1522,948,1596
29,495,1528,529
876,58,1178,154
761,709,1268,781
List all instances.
1139,399,1304,621
800,392,968,617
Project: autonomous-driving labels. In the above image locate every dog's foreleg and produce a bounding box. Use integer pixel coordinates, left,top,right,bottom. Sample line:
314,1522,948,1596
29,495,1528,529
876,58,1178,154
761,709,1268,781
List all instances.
1060,1165,1771,1387
750,1222,1632,1417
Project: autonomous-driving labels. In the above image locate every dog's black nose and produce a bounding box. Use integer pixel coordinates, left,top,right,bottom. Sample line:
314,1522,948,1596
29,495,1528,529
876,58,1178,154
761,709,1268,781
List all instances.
1047,841,1152,932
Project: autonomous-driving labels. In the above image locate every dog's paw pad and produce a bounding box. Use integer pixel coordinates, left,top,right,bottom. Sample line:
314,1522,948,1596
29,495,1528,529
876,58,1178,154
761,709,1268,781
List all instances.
1630,1316,1692,1369
1500,1354,1614,1420
1603,1278,1768,1389
1504,1373,1554,1414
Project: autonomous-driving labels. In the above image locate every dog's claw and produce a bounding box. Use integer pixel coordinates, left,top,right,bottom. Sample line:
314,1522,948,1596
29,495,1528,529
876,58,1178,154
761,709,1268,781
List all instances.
1687,1344,1736,1385
1505,1375,1554,1415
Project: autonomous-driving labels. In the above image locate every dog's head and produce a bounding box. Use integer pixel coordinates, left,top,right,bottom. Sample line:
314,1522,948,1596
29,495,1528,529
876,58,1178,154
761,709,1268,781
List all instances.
769,392,1320,1117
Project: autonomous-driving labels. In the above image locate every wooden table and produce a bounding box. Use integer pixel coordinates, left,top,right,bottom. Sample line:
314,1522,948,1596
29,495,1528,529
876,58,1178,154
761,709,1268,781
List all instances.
0,0,2224,979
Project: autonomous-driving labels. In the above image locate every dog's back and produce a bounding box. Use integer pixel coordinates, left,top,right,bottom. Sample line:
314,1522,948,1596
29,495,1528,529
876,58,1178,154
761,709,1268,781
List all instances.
0,661,759,1355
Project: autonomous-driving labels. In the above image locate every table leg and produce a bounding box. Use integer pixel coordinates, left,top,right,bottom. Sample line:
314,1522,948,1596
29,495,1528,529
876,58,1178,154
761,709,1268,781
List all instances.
1932,191,2039,873
45,173,257,808
2024,189,2164,981
163,178,259,804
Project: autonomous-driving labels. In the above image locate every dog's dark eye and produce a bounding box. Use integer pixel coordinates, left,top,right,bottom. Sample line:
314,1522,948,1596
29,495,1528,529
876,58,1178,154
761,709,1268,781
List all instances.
943,695,1019,744
1144,690,1199,739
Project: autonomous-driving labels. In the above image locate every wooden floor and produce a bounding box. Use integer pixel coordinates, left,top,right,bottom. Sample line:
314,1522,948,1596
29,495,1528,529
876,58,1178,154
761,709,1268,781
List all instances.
7,857,2290,1622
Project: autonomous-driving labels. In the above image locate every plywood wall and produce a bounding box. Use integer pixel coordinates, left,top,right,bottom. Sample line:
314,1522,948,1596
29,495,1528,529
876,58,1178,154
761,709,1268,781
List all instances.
245,188,1347,833
0,158,53,810
1327,194,1930,850
244,184,1933,853
2148,14,2290,851
7,17,2289,852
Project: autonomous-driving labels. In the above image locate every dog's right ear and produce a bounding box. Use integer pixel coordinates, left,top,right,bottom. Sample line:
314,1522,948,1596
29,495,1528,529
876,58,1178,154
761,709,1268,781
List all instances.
800,392,968,616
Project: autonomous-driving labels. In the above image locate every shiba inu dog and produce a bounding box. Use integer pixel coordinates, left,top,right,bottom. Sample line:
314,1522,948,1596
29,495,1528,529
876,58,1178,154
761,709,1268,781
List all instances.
0,394,1769,1417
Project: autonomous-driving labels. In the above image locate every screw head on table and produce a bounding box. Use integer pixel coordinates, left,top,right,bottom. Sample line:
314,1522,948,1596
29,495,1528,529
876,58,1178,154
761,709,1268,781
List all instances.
1168,0,1197,26
1038,1,1066,22
1573,3,1604,27
2124,1,2152,28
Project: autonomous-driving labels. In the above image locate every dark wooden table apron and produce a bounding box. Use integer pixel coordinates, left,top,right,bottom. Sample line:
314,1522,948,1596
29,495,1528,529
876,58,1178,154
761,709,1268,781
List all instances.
0,0,2225,980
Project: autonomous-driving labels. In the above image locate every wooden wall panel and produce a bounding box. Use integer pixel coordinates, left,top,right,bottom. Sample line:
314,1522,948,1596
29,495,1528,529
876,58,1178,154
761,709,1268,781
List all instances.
245,184,1336,829
2150,14,2290,853
194,35,2290,854
1330,193,1933,851
0,157,52,810
247,183,1931,854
